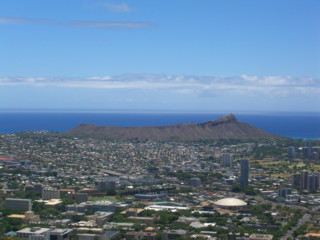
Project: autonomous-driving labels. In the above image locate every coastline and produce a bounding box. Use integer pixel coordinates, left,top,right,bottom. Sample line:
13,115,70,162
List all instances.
0,112,319,139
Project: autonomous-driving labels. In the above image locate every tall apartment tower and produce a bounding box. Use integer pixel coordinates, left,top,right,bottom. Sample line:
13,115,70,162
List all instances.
106,181,116,191
307,174,320,191
277,188,292,198
292,172,320,191
221,153,233,168
288,146,296,158
97,181,107,193
300,171,309,190
292,173,301,189
307,175,316,191
239,159,249,186
302,141,313,158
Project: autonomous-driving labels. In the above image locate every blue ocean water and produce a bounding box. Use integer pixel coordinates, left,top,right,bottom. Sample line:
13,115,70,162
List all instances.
0,112,319,139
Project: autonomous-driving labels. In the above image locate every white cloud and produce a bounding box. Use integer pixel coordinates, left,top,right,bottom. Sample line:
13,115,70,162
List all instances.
0,17,54,25
1,75,319,97
87,76,111,80
0,17,29,24
85,1,134,13
71,21,150,29
103,2,133,12
0,16,152,30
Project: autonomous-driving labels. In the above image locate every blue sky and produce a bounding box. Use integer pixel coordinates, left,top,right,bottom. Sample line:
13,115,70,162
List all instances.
0,0,319,112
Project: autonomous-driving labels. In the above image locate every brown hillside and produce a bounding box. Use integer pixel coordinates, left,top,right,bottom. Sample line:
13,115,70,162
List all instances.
66,114,277,140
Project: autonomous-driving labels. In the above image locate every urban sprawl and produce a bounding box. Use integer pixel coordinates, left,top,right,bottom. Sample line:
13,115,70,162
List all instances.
0,132,320,240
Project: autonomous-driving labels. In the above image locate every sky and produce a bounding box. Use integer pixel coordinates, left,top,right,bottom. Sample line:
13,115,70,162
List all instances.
0,0,319,112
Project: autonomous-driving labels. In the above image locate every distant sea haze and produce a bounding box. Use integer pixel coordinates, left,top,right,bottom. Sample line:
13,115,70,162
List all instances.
0,112,319,139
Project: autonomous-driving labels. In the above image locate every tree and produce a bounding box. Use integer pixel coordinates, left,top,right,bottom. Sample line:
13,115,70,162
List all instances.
231,184,259,195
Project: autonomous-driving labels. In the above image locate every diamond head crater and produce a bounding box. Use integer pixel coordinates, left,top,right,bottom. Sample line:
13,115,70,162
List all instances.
66,114,278,140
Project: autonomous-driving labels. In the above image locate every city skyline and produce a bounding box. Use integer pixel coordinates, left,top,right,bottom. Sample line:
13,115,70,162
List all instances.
0,0,319,112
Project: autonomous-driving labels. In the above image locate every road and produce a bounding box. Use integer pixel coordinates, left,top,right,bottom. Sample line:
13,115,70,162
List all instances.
280,205,320,240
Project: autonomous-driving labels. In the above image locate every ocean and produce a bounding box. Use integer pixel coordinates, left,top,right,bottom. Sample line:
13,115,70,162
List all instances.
0,112,319,139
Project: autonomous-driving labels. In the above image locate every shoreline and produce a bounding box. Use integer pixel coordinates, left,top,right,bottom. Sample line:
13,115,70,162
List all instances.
0,112,319,140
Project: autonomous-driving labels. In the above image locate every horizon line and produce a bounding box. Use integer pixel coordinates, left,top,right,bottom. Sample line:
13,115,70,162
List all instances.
0,109,320,115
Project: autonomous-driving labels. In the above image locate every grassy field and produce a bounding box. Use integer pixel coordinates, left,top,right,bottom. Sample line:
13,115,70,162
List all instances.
88,196,118,201
252,157,320,173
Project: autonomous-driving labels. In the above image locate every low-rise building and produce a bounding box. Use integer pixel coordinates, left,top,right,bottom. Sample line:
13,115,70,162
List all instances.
86,201,116,212
77,233,98,240
8,211,40,223
163,230,188,240
76,193,88,203
87,212,114,227
17,227,50,239
100,231,120,240
124,231,156,240
190,234,216,239
47,227,74,240
5,198,32,211
249,234,273,240
66,203,87,213
17,227,73,240
121,208,144,217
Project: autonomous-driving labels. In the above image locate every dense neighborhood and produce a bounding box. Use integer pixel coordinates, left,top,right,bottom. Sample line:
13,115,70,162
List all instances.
0,132,320,240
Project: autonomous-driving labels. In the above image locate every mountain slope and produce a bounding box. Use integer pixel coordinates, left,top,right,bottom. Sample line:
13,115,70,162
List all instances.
66,114,277,140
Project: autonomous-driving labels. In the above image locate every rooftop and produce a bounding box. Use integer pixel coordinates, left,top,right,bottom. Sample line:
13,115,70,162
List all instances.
214,198,247,207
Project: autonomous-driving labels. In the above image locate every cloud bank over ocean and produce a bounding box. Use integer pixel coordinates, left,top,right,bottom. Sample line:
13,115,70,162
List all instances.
1,74,318,97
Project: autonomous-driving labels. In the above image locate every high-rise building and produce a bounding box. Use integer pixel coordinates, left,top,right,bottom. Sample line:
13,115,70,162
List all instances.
239,159,249,186
307,175,316,191
277,188,292,198
42,187,60,200
315,173,320,190
106,181,116,191
300,171,309,190
303,141,313,158
292,171,320,191
307,174,320,191
221,153,233,167
97,181,107,193
287,146,296,158
292,173,301,189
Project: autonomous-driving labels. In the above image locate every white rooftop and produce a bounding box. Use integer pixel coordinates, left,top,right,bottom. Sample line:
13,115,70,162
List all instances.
213,198,247,207
17,227,49,234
